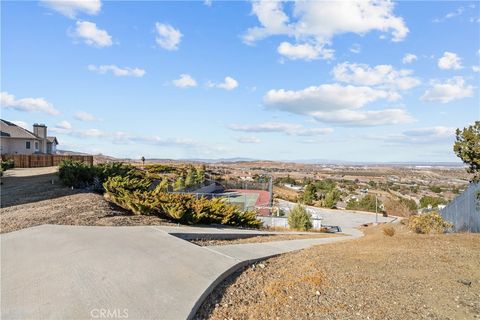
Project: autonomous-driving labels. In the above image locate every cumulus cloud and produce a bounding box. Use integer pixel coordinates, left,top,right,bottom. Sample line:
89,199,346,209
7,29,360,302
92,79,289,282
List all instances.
56,120,72,130
402,53,417,64
41,0,101,18
438,51,463,70
155,23,182,50
236,136,261,144
88,64,145,77
421,77,474,103
311,109,415,127
228,122,333,136
365,126,456,144
277,42,333,60
244,0,408,61
74,111,97,121
172,74,197,88
207,76,239,90
50,123,105,138
263,83,415,126
472,65,480,72
72,21,112,47
1,91,59,115
332,62,420,90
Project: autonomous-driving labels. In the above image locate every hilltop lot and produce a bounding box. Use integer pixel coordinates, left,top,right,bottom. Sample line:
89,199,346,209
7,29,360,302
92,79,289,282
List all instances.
197,224,480,320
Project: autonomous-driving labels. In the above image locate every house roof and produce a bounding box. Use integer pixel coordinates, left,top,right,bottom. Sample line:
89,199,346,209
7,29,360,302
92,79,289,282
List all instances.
0,120,58,145
0,119,39,139
47,136,59,144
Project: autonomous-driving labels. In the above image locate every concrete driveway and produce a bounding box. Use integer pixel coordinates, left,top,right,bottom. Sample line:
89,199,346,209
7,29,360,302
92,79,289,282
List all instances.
1,225,361,320
277,200,396,228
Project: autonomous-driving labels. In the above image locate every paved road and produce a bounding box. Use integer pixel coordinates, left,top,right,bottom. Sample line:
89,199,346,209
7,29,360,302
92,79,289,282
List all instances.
277,199,396,229
1,225,361,320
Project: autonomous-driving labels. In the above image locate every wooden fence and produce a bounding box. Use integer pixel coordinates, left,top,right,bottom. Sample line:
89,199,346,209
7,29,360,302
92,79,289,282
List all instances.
1,154,94,168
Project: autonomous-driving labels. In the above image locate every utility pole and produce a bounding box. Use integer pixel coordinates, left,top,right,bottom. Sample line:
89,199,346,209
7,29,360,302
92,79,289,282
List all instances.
268,175,273,208
375,194,378,223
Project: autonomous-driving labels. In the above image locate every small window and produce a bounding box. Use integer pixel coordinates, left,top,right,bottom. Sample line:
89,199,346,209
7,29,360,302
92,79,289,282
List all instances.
26,141,31,149
35,141,39,150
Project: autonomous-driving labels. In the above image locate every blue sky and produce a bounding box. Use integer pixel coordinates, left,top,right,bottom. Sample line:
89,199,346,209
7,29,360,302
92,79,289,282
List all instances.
1,0,479,162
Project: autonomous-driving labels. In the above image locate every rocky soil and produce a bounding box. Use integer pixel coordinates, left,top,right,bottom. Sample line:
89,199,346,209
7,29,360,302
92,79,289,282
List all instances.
0,193,175,234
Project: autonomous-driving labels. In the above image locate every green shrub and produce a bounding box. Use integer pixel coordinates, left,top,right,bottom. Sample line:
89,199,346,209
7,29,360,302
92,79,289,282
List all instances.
59,160,135,190
58,160,95,188
288,204,312,231
407,212,453,234
103,175,261,228
419,196,446,208
1,159,14,171
346,195,381,213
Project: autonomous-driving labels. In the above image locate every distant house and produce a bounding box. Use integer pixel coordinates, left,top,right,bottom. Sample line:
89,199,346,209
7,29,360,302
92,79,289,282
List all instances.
0,120,58,155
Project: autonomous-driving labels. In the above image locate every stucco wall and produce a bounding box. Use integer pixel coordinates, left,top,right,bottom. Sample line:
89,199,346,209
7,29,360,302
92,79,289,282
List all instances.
1,138,39,155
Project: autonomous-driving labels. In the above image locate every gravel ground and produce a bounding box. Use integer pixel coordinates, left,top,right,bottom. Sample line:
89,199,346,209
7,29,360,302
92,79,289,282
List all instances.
0,193,175,234
190,233,339,246
195,225,480,320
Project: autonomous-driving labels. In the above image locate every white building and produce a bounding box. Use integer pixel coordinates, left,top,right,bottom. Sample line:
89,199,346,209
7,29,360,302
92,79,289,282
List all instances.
0,120,58,155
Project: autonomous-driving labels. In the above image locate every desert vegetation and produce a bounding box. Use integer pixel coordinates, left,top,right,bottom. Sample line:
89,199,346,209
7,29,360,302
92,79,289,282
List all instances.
287,204,312,231
58,160,260,228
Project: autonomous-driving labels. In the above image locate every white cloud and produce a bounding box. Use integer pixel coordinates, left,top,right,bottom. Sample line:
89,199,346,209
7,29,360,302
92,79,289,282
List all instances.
155,23,182,50
1,91,60,115
263,83,415,126
228,122,333,136
51,125,105,138
332,62,420,90
56,120,72,130
204,0,212,6
311,108,415,126
73,21,112,47
438,51,463,70
172,74,197,88
80,128,104,137
244,0,408,61
349,43,361,54
421,77,474,103
11,120,28,130
207,76,239,90
87,64,145,77
264,84,397,114
433,6,464,23
277,42,333,60
74,111,96,121
402,53,417,64
365,126,456,144
113,132,199,148
472,65,480,72
236,136,261,144
41,0,101,18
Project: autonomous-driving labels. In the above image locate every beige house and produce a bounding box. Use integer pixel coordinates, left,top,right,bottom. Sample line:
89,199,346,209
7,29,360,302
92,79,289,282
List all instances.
0,119,58,155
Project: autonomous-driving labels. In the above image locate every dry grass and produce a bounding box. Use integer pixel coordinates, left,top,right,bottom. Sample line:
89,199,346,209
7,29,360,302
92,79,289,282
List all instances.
382,225,396,236
196,224,480,320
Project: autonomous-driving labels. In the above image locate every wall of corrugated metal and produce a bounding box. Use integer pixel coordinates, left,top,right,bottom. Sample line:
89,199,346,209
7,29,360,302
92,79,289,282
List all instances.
440,183,480,233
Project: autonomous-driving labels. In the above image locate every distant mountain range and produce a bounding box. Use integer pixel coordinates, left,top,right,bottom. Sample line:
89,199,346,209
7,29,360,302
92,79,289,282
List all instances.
57,150,463,167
